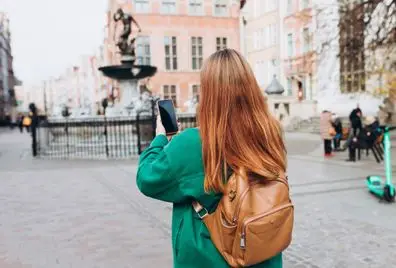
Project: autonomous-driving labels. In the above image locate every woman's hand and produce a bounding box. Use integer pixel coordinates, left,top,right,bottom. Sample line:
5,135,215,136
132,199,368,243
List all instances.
156,115,182,141
156,115,166,136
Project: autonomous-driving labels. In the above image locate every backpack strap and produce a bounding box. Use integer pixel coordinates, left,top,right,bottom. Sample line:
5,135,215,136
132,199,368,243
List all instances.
192,200,209,219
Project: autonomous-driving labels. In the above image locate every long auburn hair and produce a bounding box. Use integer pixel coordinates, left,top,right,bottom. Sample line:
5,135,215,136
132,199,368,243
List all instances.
198,49,287,193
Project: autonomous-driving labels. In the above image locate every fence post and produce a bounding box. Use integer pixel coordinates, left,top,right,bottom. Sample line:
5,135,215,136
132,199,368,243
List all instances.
65,119,69,157
104,115,109,158
151,98,156,139
29,103,38,157
102,99,109,158
136,112,142,155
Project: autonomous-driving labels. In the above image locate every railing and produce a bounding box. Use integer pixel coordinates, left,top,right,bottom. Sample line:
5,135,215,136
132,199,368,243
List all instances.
36,114,197,159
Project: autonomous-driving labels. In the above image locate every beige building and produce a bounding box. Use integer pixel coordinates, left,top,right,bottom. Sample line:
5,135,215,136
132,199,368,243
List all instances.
241,0,317,123
104,0,241,112
240,0,280,89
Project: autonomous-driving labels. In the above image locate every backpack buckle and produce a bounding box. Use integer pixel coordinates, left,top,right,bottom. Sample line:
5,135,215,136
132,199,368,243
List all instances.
197,207,209,219
192,201,209,219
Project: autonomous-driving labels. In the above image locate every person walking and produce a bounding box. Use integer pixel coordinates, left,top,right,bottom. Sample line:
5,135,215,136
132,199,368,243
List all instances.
136,49,290,268
320,110,334,157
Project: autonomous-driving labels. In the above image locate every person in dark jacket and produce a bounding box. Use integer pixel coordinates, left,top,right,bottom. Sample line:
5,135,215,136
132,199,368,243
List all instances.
349,104,362,136
344,116,379,162
331,113,343,151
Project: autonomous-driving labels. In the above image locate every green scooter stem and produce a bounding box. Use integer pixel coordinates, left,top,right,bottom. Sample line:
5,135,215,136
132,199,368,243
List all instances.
384,127,395,196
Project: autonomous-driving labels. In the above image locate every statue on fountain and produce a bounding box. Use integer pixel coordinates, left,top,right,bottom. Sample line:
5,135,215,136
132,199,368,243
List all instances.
113,8,141,57
98,7,157,116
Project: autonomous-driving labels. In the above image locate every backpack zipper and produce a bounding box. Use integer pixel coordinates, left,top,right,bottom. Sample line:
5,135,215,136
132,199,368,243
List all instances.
240,203,293,249
231,187,251,223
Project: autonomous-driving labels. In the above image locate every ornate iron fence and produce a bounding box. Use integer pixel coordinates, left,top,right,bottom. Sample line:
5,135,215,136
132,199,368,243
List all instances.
36,114,197,159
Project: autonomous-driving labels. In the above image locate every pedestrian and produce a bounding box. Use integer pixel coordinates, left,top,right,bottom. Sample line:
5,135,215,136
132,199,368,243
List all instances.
349,103,362,136
378,97,395,127
17,114,24,133
136,49,289,268
320,110,334,157
331,113,343,151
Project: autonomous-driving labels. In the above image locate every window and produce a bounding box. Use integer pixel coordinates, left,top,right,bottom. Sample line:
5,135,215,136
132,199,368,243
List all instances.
269,24,278,46
163,85,177,107
261,28,266,48
287,33,293,57
254,61,267,86
189,0,203,15
216,37,227,51
164,36,178,70
287,78,293,96
268,59,277,82
214,0,228,16
161,0,176,14
302,28,310,53
136,36,151,65
192,84,200,102
134,0,150,13
191,37,203,70
253,31,259,50
253,0,260,17
267,0,277,11
287,0,292,14
301,0,309,9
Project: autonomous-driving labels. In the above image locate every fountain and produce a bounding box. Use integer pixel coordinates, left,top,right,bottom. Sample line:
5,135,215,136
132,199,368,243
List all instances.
98,8,157,116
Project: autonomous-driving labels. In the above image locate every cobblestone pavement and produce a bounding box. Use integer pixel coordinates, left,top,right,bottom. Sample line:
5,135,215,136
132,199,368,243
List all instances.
1,130,396,267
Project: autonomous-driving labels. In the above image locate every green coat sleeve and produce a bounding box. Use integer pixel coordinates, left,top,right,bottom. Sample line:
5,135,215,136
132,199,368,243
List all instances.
136,130,204,203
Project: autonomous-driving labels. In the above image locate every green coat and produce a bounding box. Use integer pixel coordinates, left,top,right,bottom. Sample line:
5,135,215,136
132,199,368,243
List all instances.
136,128,282,268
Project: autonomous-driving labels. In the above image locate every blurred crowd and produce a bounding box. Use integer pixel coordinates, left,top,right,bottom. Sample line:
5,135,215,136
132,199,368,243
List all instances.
320,97,395,162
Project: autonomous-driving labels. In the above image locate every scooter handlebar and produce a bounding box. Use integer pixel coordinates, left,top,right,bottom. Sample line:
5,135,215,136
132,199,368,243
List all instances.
389,126,396,132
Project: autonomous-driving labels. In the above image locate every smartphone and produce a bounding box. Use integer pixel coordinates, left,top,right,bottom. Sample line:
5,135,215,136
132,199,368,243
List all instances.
158,99,179,135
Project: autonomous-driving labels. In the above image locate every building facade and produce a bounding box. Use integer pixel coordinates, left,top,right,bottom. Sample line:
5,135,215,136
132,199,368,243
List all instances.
281,0,316,102
240,0,318,123
105,0,241,112
240,0,280,90
0,12,16,123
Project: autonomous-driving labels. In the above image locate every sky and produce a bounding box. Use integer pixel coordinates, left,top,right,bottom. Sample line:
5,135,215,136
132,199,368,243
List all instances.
1,0,108,86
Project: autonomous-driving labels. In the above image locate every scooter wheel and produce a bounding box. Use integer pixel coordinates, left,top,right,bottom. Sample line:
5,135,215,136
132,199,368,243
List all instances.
384,185,395,202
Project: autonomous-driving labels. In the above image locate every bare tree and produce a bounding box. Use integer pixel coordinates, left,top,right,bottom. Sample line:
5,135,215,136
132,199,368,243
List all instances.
315,0,395,96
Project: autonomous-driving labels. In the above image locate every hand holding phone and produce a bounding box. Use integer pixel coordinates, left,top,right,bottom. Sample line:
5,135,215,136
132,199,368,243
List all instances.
157,99,179,136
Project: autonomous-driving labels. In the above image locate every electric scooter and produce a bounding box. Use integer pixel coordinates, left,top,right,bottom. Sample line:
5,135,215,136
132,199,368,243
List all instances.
366,126,396,202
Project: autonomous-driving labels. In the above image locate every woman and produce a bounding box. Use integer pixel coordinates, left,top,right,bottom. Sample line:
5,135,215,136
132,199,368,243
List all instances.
320,110,333,157
136,49,286,268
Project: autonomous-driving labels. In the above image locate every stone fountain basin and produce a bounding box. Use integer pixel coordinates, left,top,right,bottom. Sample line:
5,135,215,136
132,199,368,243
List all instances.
99,62,157,80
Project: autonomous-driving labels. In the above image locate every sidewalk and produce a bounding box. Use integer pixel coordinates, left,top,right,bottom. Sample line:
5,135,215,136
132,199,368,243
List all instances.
1,130,396,267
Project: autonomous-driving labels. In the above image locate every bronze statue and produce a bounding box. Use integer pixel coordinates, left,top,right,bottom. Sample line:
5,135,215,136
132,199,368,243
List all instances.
113,8,141,55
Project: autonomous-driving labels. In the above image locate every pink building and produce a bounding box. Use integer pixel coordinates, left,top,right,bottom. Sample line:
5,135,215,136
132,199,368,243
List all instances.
105,0,241,111
282,0,316,102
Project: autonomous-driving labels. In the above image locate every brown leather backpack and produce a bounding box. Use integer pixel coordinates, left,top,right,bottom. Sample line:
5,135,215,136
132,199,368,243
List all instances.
193,171,294,267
